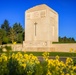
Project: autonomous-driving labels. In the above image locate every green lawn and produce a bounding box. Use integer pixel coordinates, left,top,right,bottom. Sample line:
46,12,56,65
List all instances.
8,51,76,57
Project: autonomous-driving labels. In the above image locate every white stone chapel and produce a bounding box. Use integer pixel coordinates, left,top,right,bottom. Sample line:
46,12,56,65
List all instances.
23,4,58,51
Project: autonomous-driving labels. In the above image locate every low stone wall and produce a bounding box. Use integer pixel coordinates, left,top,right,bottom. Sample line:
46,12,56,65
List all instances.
0,43,76,52
23,43,76,52
51,43,76,52
0,44,23,51
23,47,55,52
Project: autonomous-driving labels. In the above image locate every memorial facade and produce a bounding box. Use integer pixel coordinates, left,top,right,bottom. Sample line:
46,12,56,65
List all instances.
23,4,58,51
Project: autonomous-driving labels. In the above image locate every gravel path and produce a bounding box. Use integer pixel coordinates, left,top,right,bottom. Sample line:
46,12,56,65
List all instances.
37,56,76,62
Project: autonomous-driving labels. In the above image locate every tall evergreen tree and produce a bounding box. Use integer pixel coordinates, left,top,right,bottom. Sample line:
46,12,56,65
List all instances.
0,29,6,44
13,23,24,43
13,23,23,34
1,20,11,35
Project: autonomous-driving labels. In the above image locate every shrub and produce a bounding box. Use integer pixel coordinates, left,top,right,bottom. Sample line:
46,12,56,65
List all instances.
0,52,76,75
0,45,12,53
73,59,76,66
0,53,9,75
2,37,9,44
0,46,3,53
4,46,12,52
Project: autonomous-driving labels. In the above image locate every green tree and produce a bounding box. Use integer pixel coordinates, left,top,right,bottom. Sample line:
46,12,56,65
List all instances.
71,37,75,42
9,28,16,43
59,36,76,43
0,29,6,44
22,31,25,41
2,36,9,44
1,20,11,35
59,36,62,42
13,23,23,34
13,23,24,43
63,36,67,43
17,33,23,43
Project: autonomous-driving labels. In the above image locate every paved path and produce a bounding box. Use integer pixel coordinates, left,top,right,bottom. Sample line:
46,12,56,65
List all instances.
37,56,76,63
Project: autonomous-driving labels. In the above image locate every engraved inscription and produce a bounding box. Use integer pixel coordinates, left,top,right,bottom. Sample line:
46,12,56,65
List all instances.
26,10,46,19
32,11,40,19
40,10,46,18
25,41,47,47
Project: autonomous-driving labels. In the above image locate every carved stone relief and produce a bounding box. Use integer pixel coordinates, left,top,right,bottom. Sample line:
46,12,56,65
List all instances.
26,10,46,20
40,10,46,18
32,11,40,19
24,41,47,47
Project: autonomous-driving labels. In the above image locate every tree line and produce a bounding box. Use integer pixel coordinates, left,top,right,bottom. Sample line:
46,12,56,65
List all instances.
0,20,76,45
59,36,76,43
0,20,24,44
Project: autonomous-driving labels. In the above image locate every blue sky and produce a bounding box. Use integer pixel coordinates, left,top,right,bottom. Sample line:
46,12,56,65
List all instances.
0,0,76,39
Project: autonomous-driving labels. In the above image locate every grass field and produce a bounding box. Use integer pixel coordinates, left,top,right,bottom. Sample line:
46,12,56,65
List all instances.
7,51,76,57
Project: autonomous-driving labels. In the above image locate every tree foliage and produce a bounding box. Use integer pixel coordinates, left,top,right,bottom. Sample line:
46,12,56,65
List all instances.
17,33,23,43
2,36,9,44
59,36,76,43
13,23,24,43
8,28,16,43
0,20,24,44
0,29,6,44
1,20,11,35
13,23,23,34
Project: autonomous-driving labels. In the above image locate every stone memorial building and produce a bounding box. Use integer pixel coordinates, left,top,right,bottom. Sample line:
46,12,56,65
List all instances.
23,4,58,51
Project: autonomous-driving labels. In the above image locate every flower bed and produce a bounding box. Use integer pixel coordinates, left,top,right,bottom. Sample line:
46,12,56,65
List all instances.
0,52,76,75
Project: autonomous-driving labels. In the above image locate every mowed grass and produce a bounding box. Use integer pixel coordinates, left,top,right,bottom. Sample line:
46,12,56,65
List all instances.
8,51,76,57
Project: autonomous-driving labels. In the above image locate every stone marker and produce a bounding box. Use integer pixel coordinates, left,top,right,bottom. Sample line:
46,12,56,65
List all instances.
23,4,58,51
